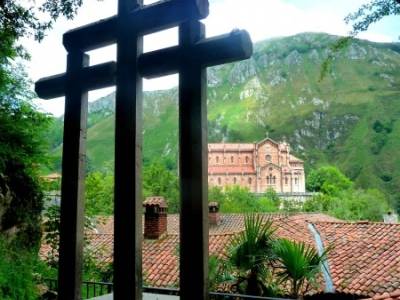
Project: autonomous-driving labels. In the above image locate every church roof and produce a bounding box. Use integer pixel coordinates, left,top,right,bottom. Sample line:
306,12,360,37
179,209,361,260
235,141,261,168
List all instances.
289,154,304,163
208,143,255,152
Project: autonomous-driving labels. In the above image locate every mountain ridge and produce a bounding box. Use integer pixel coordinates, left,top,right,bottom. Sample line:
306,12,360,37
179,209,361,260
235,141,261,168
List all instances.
46,32,400,208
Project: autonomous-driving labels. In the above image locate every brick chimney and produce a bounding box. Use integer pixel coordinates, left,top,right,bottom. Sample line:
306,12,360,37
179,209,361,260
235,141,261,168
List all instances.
143,196,168,239
208,202,220,226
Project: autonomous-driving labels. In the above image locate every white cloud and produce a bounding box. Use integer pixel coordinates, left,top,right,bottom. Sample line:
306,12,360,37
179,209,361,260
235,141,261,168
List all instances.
28,0,396,116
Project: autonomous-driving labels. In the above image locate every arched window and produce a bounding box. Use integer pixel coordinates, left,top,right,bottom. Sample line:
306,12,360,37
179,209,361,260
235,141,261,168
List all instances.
216,156,219,163
295,178,298,185
245,156,249,163
218,177,221,185
266,154,271,161
267,174,275,185
233,177,237,184
231,156,234,163
248,177,252,184
285,177,288,185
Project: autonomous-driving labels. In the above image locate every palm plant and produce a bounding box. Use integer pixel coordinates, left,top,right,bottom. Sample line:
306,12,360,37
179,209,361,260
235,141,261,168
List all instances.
208,255,234,291
273,238,330,299
228,214,277,296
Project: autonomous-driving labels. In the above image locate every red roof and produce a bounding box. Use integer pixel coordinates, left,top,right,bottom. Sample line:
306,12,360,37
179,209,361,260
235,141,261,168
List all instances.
363,291,400,300
40,214,400,298
314,222,400,297
143,196,167,208
208,166,255,174
208,143,255,152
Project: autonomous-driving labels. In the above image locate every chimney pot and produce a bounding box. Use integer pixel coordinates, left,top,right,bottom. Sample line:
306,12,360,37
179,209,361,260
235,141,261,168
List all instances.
208,202,220,226
143,196,168,239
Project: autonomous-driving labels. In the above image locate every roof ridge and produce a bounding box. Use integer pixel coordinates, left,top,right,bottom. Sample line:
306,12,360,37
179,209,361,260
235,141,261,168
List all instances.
313,221,400,226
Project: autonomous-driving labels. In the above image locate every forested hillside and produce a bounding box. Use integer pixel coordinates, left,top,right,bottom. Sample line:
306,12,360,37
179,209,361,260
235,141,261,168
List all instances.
46,32,400,208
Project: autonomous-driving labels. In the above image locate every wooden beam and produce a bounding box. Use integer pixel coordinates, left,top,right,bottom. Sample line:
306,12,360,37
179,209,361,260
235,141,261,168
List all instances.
138,30,252,79
57,51,88,300
113,0,143,299
34,30,251,99
179,20,209,300
35,62,116,99
63,0,209,51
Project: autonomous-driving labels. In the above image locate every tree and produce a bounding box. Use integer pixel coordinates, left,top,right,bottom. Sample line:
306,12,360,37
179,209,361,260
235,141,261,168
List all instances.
320,0,400,80
345,0,400,36
273,238,329,299
85,171,114,216
304,188,391,221
306,166,352,196
0,66,50,247
228,214,277,296
42,204,112,283
143,160,179,212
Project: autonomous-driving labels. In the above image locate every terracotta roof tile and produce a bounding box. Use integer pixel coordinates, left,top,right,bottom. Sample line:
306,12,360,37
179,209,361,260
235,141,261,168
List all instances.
143,196,167,208
40,213,400,299
363,290,400,300
208,143,255,152
314,222,400,298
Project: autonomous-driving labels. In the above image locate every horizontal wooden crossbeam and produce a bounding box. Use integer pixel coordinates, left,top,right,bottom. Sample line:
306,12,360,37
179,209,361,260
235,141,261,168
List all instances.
35,30,252,99
35,62,116,99
63,0,209,51
138,30,252,79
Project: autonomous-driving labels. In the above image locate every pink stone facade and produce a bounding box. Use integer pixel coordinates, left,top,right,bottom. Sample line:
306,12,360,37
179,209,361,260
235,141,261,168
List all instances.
208,138,305,193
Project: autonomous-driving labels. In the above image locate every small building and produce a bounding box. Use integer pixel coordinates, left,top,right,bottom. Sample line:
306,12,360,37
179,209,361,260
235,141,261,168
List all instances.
208,137,305,193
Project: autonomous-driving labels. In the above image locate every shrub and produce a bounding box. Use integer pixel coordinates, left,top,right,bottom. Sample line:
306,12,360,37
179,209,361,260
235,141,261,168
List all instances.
0,237,38,300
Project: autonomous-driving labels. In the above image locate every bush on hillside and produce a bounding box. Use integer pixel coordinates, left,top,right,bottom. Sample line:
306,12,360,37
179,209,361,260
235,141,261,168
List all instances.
306,166,352,195
304,188,390,221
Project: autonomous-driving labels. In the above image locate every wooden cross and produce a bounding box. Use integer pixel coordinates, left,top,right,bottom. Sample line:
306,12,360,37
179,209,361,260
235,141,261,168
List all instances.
35,1,252,299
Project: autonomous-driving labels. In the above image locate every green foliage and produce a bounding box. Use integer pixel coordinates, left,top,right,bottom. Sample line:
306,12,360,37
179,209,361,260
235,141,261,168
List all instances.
85,171,114,216
344,0,400,36
0,237,39,300
42,205,61,268
304,188,391,221
46,32,400,210
273,238,329,298
143,160,179,213
0,66,50,247
228,214,277,296
222,215,328,297
209,186,280,213
306,166,352,195
42,204,113,283
208,255,234,291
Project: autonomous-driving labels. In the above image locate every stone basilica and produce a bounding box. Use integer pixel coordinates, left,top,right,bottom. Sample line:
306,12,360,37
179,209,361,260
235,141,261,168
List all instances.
208,138,305,193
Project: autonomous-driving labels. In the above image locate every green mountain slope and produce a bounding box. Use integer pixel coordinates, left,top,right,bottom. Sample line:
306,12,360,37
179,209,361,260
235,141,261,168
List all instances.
46,32,400,206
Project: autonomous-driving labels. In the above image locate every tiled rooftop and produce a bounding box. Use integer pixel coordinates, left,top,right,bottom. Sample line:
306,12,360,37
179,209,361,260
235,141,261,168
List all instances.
41,213,400,298
314,221,400,297
363,291,400,300
208,143,255,152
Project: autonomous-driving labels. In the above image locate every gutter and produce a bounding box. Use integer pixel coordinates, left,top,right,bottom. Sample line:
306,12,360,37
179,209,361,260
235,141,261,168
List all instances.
307,223,335,293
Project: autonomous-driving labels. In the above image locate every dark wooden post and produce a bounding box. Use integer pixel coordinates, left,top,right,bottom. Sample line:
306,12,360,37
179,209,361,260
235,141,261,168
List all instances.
179,20,209,300
113,0,143,299
57,51,89,300
35,2,251,299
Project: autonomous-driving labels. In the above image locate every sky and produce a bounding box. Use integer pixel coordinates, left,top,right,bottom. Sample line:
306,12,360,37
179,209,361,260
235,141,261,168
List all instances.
25,0,399,116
